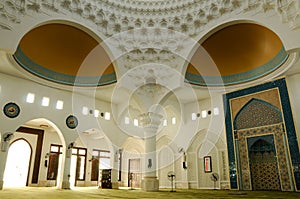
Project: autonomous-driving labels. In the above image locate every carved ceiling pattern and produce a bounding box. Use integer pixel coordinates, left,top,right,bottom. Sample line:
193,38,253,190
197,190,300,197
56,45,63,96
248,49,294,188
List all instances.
105,28,194,71
0,0,299,34
0,0,298,86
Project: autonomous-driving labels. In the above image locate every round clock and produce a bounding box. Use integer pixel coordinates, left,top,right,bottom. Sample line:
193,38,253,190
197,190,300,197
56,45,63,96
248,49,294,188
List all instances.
66,115,78,129
3,102,20,118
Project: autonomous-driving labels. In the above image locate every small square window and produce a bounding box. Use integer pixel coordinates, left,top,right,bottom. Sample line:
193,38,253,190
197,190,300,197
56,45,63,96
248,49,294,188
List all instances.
56,100,64,110
94,109,100,118
125,117,130,124
104,112,110,120
133,119,139,126
42,97,50,107
213,107,219,115
50,145,59,153
26,93,35,103
79,149,86,155
202,110,207,118
82,106,89,115
163,119,167,126
191,113,197,120
171,117,176,125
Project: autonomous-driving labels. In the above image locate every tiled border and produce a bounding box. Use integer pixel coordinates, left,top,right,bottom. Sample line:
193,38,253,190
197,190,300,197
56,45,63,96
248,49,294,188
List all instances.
223,78,300,190
237,124,291,191
13,46,117,87
185,47,288,87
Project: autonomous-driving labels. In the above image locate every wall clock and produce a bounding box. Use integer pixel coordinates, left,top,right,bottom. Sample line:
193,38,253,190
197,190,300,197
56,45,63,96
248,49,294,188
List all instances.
66,115,78,129
3,102,20,118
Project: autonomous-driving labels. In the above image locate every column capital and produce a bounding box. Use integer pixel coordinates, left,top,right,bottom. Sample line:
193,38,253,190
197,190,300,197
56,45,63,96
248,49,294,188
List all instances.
139,112,163,129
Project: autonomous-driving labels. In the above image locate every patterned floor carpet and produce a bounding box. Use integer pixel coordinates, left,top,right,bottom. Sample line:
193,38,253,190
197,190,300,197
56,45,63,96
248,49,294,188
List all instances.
0,187,299,199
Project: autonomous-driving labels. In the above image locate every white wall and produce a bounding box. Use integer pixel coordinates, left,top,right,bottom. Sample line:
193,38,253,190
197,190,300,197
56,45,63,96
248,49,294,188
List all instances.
285,73,300,149
0,72,129,146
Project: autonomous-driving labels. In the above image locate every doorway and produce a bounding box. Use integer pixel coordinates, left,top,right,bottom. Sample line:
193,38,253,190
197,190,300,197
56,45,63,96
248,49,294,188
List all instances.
91,149,111,185
128,158,141,188
70,147,87,187
248,135,281,190
4,139,32,187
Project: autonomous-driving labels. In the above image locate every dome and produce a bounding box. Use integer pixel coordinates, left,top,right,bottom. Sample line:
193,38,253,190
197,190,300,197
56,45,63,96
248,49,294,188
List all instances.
185,23,288,87
14,23,116,87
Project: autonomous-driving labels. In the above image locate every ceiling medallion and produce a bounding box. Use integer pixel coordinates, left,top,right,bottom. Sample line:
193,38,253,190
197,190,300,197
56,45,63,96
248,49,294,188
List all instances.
3,102,20,118
66,115,78,129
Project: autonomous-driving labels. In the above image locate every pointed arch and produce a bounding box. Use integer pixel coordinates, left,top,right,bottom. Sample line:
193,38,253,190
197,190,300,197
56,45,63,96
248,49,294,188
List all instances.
4,138,32,187
234,98,282,130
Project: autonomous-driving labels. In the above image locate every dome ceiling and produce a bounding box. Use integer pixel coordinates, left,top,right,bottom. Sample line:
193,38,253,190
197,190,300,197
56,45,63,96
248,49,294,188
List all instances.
14,23,116,86
185,23,288,87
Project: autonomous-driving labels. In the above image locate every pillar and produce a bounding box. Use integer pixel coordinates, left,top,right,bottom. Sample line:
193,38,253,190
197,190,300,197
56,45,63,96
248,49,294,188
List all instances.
139,112,162,191
0,142,9,190
0,132,14,190
61,147,72,189
180,152,189,189
111,147,121,189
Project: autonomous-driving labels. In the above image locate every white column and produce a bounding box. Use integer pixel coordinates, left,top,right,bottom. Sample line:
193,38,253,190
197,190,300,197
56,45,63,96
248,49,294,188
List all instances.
181,152,189,189
0,132,14,190
0,142,9,190
111,147,121,189
140,112,162,191
61,147,72,189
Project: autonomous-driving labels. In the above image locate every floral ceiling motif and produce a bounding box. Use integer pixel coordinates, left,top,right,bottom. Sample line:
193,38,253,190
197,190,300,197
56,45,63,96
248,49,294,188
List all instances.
0,0,299,35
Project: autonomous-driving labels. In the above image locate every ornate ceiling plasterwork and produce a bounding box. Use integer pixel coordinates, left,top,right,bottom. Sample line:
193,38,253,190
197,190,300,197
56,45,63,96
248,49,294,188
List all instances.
0,0,298,89
0,0,300,35
105,28,195,74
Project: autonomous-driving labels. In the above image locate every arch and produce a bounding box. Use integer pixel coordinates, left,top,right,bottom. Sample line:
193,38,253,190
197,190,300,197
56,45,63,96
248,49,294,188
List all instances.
19,118,66,188
122,137,144,155
187,129,207,153
4,138,32,187
77,128,114,155
121,137,144,187
234,98,283,130
158,146,174,188
196,20,285,46
249,138,274,153
70,127,115,187
156,135,178,153
22,117,66,148
13,20,117,87
184,20,288,87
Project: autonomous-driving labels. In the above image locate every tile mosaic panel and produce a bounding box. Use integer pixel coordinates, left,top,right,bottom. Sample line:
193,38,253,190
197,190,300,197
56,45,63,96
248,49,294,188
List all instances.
248,135,280,191
237,124,291,191
234,99,282,130
223,78,300,190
